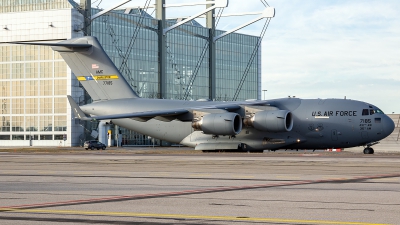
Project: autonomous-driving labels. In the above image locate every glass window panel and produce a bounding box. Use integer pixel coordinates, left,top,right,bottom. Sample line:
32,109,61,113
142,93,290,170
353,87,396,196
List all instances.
11,75,23,94
1,116,10,131
0,81,10,97
54,61,66,77
11,116,24,132
1,46,10,62
54,80,66,95
54,134,64,140
25,45,39,61
25,80,38,96
0,64,10,79
40,115,52,132
25,98,38,114
11,63,24,79
26,135,38,140
0,98,10,114
0,135,10,140
40,46,53,60
11,98,24,114
54,115,66,131
40,135,53,140
25,115,38,131
54,97,66,114
12,45,23,61
40,80,53,96
12,135,24,140
40,62,52,78
40,98,52,114
25,62,38,79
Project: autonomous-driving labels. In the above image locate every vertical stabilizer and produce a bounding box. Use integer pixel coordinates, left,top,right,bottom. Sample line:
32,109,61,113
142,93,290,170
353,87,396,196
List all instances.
52,36,139,101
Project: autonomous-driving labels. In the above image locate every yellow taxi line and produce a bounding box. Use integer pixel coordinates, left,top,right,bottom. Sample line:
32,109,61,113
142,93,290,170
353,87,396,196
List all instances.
0,208,390,225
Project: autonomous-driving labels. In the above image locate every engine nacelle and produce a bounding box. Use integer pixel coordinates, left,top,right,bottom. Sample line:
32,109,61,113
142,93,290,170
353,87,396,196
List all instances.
192,113,242,135
243,110,293,132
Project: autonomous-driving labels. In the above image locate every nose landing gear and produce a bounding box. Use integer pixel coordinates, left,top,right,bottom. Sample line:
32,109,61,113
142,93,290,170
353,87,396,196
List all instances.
363,141,379,154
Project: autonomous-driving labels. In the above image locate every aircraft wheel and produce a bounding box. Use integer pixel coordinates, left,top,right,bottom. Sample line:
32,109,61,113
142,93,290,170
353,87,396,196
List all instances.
363,148,374,154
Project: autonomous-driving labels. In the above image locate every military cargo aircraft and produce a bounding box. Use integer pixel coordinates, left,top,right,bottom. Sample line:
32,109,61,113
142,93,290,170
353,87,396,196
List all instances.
11,36,395,154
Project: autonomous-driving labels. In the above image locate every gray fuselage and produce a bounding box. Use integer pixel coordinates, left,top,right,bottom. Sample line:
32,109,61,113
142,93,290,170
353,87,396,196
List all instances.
81,97,395,151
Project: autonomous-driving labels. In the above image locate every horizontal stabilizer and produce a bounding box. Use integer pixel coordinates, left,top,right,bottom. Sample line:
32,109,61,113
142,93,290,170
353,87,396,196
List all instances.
67,95,90,120
6,41,92,48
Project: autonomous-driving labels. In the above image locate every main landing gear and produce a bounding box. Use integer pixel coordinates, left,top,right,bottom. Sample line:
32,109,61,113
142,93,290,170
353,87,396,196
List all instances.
363,142,379,154
363,147,374,154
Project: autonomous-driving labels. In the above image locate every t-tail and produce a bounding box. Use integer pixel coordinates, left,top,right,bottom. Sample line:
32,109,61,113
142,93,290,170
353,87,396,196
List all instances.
10,36,139,101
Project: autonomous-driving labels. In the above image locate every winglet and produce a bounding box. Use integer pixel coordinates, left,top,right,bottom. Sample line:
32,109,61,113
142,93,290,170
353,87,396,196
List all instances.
67,95,91,120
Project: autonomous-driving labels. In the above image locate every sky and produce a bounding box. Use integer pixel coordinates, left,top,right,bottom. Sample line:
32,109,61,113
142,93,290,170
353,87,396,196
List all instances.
89,0,400,113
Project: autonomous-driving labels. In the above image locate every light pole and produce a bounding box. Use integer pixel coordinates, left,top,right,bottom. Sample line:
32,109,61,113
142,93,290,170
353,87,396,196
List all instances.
262,90,267,100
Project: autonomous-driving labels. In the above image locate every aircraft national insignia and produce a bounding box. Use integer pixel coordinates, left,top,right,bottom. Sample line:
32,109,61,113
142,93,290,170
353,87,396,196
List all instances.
77,75,119,81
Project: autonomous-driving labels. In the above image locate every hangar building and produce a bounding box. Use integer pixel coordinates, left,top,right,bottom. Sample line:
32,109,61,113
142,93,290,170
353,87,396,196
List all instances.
0,0,262,146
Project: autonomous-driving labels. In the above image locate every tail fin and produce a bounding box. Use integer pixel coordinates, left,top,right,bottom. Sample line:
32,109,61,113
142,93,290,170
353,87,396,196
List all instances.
55,36,139,100
10,36,139,101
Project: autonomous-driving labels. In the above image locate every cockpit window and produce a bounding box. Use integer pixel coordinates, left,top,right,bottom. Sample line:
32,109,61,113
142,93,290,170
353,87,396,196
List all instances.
363,107,384,116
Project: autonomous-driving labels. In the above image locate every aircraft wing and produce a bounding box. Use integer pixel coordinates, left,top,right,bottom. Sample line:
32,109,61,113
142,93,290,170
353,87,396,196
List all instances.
87,109,189,121
67,96,267,121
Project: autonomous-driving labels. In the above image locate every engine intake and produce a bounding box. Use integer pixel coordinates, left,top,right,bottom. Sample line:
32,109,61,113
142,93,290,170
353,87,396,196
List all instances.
243,110,293,132
192,113,242,135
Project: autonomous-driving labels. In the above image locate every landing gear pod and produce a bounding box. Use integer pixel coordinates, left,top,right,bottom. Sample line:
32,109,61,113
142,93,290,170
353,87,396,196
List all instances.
244,110,293,132
192,113,242,135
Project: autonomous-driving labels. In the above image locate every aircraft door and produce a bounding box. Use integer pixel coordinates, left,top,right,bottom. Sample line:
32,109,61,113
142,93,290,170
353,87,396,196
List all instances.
331,129,338,141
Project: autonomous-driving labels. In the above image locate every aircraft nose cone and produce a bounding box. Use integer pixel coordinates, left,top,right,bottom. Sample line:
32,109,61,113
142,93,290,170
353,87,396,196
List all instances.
383,115,395,138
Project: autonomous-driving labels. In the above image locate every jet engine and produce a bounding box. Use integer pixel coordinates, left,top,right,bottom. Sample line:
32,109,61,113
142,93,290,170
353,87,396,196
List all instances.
192,113,242,135
243,110,293,132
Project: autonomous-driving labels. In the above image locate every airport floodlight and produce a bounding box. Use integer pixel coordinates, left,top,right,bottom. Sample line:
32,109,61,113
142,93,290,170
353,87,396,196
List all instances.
163,0,228,35
213,7,275,42
91,0,132,21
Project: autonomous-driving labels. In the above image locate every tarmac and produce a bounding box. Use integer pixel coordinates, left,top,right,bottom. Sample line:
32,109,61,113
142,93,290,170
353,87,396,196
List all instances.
0,147,400,224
